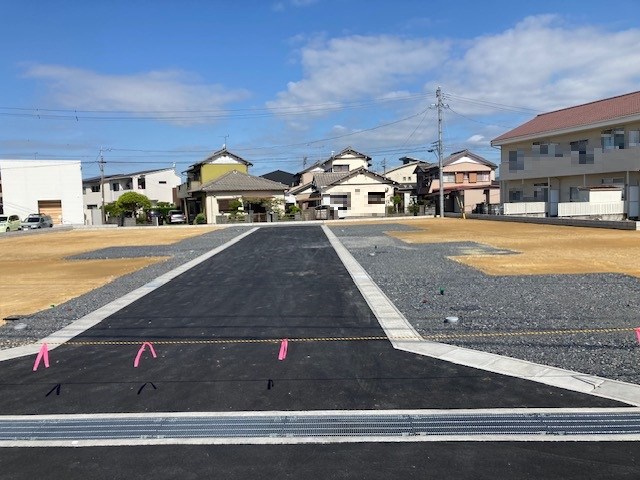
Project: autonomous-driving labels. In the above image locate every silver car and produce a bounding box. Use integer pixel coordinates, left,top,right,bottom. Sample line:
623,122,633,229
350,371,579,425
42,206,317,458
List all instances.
21,214,54,229
167,210,186,224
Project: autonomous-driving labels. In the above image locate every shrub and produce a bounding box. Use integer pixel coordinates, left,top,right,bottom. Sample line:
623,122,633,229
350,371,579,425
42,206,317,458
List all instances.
193,213,206,224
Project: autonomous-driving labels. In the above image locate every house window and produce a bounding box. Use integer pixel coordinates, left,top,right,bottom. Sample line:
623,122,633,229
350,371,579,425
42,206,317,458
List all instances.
367,192,385,204
124,181,132,190
137,178,146,189
570,140,593,164
330,194,349,207
111,183,120,191
87,204,97,209
508,150,524,171
91,185,100,193
159,180,167,184
332,165,349,172
442,173,455,183
508,189,523,202
455,172,464,183
629,130,640,147
478,172,490,182
469,172,477,183
570,187,580,202
533,183,548,202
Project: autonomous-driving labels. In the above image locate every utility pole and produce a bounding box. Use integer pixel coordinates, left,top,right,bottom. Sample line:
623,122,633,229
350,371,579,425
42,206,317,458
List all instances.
436,86,445,218
99,147,106,225
381,157,387,174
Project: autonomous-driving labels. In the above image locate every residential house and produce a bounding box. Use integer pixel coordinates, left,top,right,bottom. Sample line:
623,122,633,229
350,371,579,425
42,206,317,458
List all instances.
383,156,429,213
200,170,288,223
491,90,640,219
291,147,378,216
415,150,499,214
83,167,181,225
311,167,398,219
0,159,84,225
178,148,289,223
179,148,253,221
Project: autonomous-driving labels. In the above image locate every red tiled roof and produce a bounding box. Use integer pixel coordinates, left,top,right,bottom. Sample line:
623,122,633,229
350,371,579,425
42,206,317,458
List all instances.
492,91,640,144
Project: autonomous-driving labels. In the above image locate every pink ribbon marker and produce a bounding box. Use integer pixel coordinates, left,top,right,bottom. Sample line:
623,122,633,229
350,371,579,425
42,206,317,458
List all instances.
635,328,640,344
278,339,289,361
33,343,50,372
133,342,157,368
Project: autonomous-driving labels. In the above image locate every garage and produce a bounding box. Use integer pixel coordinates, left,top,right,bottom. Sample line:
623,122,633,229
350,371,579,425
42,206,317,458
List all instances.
38,200,63,224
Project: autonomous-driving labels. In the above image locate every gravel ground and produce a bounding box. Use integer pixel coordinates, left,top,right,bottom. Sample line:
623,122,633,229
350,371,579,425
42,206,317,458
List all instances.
331,223,640,385
0,227,247,350
2,223,639,385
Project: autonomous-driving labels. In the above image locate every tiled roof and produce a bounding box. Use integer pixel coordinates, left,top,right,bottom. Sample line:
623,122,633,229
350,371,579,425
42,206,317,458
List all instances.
442,150,497,167
323,167,398,188
188,148,253,169
83,167,175,183
312,172,350,188
200,170,288,192
492,91,640,144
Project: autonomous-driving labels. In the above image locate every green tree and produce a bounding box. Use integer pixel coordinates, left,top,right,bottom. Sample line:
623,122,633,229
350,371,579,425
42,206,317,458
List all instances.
116,192,151,217
102,201,123,218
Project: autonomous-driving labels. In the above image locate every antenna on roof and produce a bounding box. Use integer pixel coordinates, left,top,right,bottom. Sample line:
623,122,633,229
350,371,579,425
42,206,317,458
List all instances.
221,134,229,149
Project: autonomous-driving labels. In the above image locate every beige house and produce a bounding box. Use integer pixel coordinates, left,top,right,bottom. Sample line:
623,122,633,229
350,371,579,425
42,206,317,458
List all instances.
312,168,398,219
492,90,640,219
415,150,499,214
384,157,428,213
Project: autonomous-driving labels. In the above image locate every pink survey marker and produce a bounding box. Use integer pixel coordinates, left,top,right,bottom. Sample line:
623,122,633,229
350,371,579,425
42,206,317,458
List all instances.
278,339,289,361
32,343,50,372
134,342,157,367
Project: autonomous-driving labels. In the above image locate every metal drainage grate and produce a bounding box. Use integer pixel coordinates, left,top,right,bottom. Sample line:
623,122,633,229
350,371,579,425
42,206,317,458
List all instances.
2,411,640,441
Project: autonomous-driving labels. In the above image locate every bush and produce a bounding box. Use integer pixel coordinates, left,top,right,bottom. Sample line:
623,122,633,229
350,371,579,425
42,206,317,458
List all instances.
193,213,206,224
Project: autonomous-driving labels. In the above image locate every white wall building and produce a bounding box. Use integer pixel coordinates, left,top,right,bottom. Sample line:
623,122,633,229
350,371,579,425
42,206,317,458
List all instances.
83,167,181,224
0,159,84,225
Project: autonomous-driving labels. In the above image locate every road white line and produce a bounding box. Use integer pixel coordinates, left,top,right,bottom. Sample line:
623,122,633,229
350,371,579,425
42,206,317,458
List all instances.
0,227,259,362
322,225,640,407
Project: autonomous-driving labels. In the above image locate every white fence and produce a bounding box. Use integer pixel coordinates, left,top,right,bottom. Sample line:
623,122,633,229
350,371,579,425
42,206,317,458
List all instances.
502,202,546,215
557,201,625,217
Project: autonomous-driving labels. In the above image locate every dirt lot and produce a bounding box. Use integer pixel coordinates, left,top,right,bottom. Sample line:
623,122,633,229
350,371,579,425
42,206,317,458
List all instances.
384,218,640,277
0,226,216,324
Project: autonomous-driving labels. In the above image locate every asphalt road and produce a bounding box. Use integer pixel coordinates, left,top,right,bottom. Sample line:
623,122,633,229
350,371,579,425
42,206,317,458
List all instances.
1,225,637,479
0,226,620,414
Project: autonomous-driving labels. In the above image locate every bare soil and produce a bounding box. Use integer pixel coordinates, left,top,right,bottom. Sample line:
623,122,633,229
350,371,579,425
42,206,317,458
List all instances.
383,218,640,277
0,227,216,324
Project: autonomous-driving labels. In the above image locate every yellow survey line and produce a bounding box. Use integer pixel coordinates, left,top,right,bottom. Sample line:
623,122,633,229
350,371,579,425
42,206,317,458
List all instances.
39,326,637,346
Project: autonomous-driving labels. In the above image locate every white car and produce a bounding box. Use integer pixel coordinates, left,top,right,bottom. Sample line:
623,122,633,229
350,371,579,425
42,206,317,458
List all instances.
0,214,22,232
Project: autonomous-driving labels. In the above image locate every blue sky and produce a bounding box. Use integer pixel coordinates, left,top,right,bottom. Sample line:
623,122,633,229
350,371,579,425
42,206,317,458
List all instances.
2,0,640,179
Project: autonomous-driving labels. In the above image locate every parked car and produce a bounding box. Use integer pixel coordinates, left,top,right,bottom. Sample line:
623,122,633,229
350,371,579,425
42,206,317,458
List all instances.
0,214,22,232
21,214,53,229
147,209,164,225
167,210,186,224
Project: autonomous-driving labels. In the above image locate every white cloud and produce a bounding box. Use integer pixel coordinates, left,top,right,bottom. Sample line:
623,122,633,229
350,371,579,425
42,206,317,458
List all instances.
441,15,640,115
267,35,449,113
22,64,250,125
272,0,317,11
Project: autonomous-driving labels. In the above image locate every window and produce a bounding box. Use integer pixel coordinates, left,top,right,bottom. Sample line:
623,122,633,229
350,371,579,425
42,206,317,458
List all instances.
367,192,385,204
629,130,640,147
455,172,464,183
570,187,580,202
159,180,167,184
478,172,490,182
601,129,625,150
91,185,100,193
570,140,593,164
508,150,524,171
532,142,549,155
508,189,523,202
137,178,146,189
87,204,97,209
469,172,477,183
442,173,455,183
332,164,349,172
330,194,349,207
111,182,120,191
533,183,548,202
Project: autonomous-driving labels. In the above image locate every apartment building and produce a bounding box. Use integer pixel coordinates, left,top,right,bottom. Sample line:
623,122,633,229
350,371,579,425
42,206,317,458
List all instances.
492,91,640,219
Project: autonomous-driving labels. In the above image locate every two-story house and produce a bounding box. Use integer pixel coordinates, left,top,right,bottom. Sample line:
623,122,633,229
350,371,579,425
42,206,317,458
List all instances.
289,147,397,218
178,148,288,223
492,91,640,219
83,167,181,225
383,156,429,213
414,150,499,214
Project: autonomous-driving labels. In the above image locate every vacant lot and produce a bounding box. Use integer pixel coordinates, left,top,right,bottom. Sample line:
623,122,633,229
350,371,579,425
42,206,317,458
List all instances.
0,226,216,323
384,218,640,277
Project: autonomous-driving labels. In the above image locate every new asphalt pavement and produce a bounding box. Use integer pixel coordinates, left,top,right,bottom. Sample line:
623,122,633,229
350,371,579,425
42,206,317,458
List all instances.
0,225,638,478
